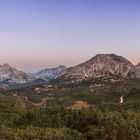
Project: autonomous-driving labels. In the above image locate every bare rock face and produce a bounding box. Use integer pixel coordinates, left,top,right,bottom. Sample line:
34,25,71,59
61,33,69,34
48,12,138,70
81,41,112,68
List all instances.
55,54,140,81
0,63,35,83
36,65,66,81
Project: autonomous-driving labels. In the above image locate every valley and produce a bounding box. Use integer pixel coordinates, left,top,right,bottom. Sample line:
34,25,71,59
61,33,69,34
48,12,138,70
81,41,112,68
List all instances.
0,54,140,140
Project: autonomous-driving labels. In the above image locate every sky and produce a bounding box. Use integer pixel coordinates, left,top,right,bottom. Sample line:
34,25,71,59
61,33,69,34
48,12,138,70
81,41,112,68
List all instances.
0,0,140,73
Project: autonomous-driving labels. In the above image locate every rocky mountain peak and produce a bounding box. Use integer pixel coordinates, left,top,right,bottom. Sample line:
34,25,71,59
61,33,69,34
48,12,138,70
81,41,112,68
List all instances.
84,54,131,65
36,65,67,81
55,54,140,81
0,63,36,83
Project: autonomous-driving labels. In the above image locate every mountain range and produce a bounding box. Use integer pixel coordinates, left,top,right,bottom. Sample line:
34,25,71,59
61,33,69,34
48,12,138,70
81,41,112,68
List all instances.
55,54,140,82
0,54,140,86
0,63,35,84
36,65,66,81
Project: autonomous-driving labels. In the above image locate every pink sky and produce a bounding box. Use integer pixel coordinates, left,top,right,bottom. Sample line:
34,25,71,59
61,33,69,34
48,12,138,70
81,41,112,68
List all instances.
0,0,140,72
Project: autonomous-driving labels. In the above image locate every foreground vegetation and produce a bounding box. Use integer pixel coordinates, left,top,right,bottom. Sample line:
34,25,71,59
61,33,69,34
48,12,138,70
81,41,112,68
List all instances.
0,96,140,140
0,79,140,140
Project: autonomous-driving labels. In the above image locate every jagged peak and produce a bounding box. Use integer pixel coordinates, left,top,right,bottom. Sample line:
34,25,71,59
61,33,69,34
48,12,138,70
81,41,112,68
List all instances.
0,63,36,84
37,65,66,72
36,65,67,81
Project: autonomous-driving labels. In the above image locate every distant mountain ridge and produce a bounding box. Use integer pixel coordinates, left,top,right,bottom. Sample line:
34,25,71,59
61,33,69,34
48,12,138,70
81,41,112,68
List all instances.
0,63,35,84
0,54,140,85
36,65,66,81
55,54,140,82
0,64,66,86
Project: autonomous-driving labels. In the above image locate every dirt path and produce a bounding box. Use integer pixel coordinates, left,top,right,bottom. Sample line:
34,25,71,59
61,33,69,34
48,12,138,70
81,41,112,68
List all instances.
24,97,48,107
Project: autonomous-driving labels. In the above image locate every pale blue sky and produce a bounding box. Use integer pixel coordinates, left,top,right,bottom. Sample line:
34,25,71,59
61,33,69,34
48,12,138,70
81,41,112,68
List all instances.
0,0,140,72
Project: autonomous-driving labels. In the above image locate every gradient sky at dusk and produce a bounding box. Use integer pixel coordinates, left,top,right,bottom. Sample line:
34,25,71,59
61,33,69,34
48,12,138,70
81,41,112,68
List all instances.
0,0,140,72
